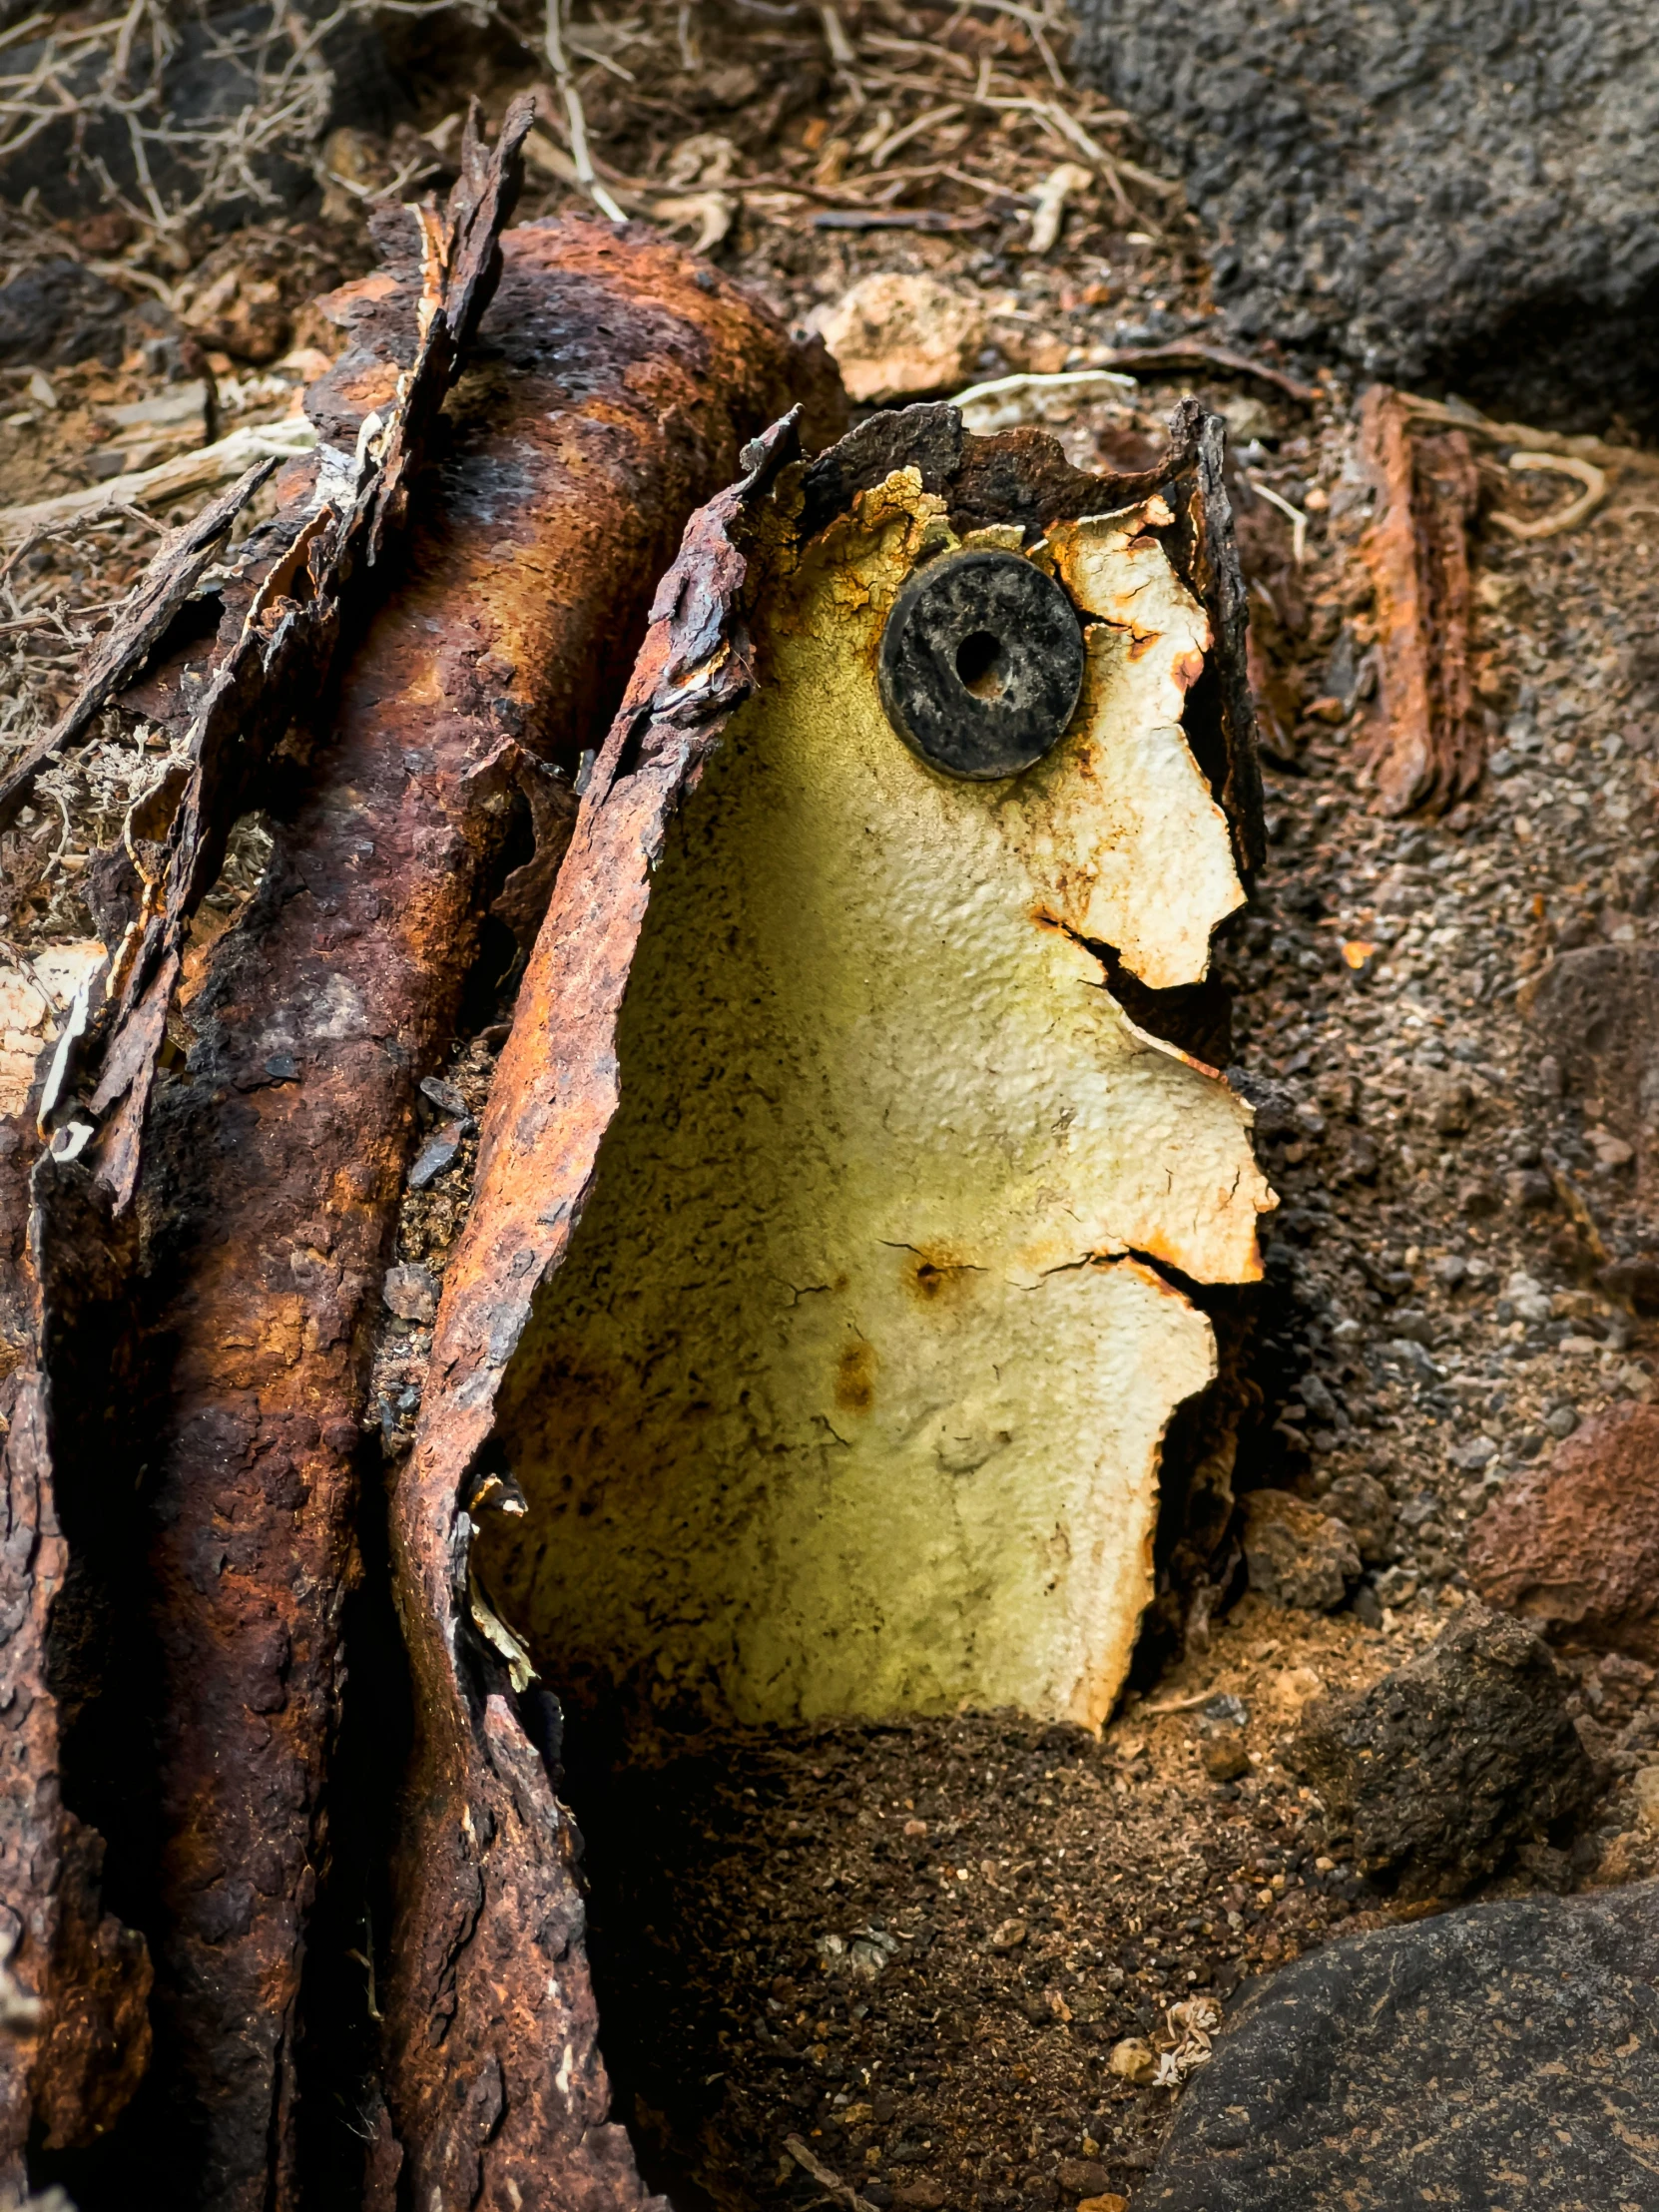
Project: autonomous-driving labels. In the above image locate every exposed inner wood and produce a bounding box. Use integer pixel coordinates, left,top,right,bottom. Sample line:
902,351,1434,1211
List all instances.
483,468,1271,1731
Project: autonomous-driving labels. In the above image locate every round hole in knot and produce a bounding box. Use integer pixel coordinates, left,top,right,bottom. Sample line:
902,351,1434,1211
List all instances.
954,628,1005,699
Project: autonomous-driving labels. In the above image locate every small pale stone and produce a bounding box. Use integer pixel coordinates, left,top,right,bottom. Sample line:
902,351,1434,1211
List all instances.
813,272,986,403
382,1263,439,1324
1108,2035,1156,2084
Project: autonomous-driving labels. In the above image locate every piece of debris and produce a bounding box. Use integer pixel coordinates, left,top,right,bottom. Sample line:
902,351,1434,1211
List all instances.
383,1264,439,1325
1287,1600,1597,1899
1354,386,1481,817
1467,1403,1659,1661
1145,1884,1659,2211
1109,2035,1156,2084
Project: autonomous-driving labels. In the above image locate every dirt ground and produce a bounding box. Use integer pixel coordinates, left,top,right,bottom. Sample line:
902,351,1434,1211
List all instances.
6,6,1659,2209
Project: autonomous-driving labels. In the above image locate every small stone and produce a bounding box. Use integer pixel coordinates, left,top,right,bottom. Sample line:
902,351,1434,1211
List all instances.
1242,1489,1361,1610
1201,1734,1250,1783
382,1263,439,1325
1351,1582,1382,1630
1108,2036,1156,2084
990,1917,1028,1950
1467,1401,1659,1661
1448,1434,1498,1471
420,1073,469,1118
1286,1599,1596,1899
1058,2158,1113,2198
1318,1470,1395,1564
1077,2198,1129,2212
1414,1067,1472,1136
1543,1403,1580,1438
408,1120,466,1190
1632,1768,1659,1829
891,2180,946,2210
813,273,986,403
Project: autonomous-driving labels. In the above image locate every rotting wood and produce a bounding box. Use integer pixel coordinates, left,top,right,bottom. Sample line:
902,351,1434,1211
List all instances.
389,396,1268,2203
5,231,841,2212
1355,384,1482,818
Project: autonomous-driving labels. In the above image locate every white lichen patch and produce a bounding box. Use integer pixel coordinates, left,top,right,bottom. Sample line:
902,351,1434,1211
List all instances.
485,467,1273,1731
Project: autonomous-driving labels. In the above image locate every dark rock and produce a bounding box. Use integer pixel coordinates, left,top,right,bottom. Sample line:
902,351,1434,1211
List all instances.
419,1074,469,1119
1145,1883,1659,2211
1228,1067,1299,1143
1468,1401,1659,1663
1317,1470,1394,1565
1073,0,1659,430
407,1121,467,1190
1521,947,1659,1198
1286,1600,1597,1898
1242,1489,1360,1610
0,260,131,369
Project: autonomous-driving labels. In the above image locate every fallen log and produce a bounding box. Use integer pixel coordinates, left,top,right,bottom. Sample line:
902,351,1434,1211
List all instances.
6,222,841,2209
389,397,1271,2202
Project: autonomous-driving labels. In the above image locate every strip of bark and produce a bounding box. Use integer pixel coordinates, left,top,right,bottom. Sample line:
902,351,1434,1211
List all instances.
1357,383,1481,818
41,94,534,1216
386,397,1256,2205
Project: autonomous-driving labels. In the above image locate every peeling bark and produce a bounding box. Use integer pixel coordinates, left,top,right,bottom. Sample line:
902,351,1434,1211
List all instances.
5,218,840,2202
390,401,1266,2201
1357,384,1482,818
1,1132,152,2198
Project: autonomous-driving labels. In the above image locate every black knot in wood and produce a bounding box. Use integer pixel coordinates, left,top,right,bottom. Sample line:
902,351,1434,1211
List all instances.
877,547,1085,781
